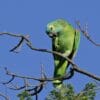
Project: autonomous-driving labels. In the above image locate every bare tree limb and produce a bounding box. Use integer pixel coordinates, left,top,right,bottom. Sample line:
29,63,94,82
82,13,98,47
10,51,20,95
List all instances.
0,92,9,100
26,42,100,81
10,37,24,53
0,27,100,98
72,65,100,81
76,21,100,46
8,85,26,90
2,75,15,85
2,63,100,84
2,68,15,85
0,32,99,81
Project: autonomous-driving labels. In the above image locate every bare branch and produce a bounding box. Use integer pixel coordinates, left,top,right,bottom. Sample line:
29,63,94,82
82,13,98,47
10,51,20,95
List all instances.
0,32,31,52
10,37,24,52
76,21,100,46
0,31,100,98
27,82,44,96
0,32,23,37
26,42,100,81
8,85,26,90
2,68,15,84
0,92,9,100
0,32,99,81
2,75,15,85
72,65,100,81
3,64,100,84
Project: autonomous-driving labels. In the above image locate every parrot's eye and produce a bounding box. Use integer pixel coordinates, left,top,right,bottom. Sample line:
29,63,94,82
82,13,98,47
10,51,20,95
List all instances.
50,27,53,30
49,26,54,31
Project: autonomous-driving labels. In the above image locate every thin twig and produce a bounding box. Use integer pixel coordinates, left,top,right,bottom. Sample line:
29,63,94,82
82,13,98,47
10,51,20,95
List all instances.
2,75,15,85
76,21,100,46
0,92,9,100
10,37,24,52
8,85,26,90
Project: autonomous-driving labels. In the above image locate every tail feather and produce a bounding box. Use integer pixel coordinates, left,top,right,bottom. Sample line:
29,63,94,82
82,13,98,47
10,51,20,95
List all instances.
53,59,68,88
53,80,63,89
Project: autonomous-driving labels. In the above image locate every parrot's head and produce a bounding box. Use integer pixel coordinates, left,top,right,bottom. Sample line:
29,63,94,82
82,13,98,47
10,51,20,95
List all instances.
46,19,68,38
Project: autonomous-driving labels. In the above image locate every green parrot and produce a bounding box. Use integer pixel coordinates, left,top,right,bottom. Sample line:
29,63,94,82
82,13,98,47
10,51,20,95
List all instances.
46,19,80,88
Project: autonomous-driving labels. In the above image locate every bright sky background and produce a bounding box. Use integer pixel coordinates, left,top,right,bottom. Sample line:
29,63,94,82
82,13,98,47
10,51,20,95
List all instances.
0,0,100,100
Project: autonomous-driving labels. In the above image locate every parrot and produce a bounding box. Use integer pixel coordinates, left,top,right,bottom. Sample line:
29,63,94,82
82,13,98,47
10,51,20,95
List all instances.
46,19,80,88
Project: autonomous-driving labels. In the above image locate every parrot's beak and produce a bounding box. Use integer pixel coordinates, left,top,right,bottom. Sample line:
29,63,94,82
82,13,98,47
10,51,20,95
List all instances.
46,31,57,38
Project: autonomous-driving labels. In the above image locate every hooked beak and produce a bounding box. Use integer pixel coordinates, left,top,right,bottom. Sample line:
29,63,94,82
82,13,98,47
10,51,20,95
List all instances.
46,31,57,38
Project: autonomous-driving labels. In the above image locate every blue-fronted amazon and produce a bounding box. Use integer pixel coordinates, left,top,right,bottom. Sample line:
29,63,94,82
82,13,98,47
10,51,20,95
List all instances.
46,19,80,88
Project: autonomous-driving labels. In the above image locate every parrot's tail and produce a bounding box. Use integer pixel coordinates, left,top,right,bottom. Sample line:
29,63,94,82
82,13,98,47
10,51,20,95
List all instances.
53,58,68,89
53,80,63,89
